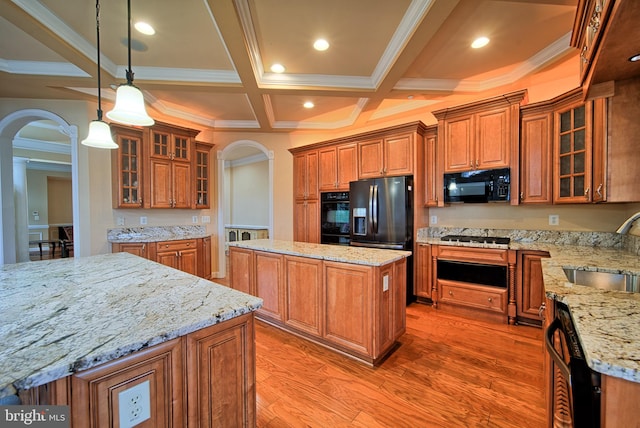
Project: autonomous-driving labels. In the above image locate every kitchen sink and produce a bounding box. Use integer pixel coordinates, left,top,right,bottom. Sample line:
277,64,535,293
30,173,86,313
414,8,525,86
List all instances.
563,268,640,293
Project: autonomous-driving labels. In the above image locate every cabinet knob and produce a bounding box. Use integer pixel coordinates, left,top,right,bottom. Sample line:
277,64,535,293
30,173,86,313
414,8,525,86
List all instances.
449,290,453,296
488,297,493,303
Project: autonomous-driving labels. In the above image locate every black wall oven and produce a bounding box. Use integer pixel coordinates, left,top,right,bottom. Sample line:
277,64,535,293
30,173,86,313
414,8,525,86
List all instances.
321,192,350,245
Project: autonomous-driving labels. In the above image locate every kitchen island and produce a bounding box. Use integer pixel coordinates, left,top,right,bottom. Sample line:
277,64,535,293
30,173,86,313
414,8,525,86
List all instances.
228,239,411,366
0,252,262,427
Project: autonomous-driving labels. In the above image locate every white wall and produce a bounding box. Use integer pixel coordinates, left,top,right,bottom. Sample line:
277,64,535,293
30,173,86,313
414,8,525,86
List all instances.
228,160,269,226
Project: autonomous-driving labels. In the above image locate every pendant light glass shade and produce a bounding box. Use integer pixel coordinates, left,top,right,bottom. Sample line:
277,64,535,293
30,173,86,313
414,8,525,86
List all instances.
106,0,154,127
106,84,154,126
83,0,117,149
82,119,118,149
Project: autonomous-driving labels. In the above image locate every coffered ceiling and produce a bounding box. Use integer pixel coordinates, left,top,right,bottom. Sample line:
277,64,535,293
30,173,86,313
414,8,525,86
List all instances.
0,0,578,134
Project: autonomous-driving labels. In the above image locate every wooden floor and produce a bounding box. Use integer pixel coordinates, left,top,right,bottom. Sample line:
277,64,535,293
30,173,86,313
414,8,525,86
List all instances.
254,303,545,427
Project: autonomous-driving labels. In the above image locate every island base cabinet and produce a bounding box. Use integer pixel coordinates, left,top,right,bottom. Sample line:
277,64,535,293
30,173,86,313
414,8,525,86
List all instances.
71,338,184,428
19,315,257,428
324,262,372,356
186,313,256,428
284,256,323,337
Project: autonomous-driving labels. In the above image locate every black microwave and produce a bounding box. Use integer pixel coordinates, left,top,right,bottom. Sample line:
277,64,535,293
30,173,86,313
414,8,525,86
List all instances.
444,168,510,203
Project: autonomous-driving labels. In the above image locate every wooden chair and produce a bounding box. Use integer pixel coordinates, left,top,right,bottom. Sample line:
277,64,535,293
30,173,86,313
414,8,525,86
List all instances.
60,226,73,258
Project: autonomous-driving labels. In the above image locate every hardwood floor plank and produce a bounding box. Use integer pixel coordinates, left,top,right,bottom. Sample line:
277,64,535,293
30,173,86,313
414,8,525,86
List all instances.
255,303,546,427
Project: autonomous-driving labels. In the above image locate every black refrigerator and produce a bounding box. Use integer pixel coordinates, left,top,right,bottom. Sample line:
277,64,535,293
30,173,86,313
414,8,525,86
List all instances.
349,175,414,303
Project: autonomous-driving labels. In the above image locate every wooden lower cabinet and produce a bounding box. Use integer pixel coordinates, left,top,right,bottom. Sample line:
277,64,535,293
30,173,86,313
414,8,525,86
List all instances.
516,250,549,326
112,237,211,279
284,256,323,336
255,251,285,322
23,313,256,428
156,239,198,276
415,243,432,301
324,262,372,355
229,246,406,365
186,313,256,428
111,242,151,259
71,338,184,427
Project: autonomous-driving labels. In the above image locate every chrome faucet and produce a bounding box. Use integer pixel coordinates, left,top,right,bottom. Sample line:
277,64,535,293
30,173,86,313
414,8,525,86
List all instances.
616,212,640,234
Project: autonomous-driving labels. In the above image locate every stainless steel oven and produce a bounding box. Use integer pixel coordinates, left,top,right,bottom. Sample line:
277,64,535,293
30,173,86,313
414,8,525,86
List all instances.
320,191,350,245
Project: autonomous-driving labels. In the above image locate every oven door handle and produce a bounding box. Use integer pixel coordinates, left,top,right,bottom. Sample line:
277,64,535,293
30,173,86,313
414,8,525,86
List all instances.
545,317,572,384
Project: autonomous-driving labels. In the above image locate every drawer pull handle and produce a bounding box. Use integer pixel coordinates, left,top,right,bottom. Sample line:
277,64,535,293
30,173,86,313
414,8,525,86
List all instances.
488,297,493,303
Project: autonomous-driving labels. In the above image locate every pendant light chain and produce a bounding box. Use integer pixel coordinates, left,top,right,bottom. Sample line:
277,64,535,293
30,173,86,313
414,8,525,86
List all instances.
125,0,134,85
96,0,103,120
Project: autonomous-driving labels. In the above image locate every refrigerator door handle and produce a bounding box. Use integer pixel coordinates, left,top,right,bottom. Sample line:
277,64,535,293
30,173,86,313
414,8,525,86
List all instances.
373,184,378,233
368,185,374,234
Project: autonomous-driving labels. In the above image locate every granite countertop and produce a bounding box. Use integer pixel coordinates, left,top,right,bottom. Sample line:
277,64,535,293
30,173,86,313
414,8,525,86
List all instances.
229,239,411,266
107,225,210,243
417,227,640,384
0,252,263,399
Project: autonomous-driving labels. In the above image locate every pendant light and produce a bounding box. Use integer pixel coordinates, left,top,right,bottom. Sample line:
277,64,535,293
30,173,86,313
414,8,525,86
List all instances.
106,0,154,126
82,0,118,149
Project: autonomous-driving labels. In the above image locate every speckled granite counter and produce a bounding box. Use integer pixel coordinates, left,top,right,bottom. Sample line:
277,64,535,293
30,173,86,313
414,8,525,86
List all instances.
107,225,210,243
417,226,640,384
0,252,262,399
228,239,411,266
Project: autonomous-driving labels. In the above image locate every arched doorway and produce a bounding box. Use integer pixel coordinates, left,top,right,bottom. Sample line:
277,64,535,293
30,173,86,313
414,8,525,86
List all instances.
216,140,273,278
0,109,79,264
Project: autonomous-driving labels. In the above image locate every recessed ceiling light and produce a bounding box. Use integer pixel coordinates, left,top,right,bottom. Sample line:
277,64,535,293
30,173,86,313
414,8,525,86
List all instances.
134,21,155,36
303,101,314,108
313,39,330,51
271,63,285,73
629,53,640,62
471,36,490,49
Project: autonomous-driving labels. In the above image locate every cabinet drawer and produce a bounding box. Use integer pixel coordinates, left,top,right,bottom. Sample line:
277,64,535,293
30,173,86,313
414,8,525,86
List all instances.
434,245,509,265
438,280,507,314
157,239,197,251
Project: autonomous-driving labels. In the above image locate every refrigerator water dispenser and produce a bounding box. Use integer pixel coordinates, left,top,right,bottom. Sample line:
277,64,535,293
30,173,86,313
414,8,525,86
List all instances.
352,207,367,235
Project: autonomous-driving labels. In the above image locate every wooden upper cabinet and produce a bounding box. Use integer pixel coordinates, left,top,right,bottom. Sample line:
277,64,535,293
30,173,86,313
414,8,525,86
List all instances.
423,126,439,206
293,150,318,200
358,133,414,179
111,122,209,210
434,91,525,174
319,144,357,191
520,108,553,204
111,125,145,208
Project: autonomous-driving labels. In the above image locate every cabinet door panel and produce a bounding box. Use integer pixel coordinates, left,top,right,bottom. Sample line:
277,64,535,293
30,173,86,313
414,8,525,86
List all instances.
520,112,553,204
172,162,192,208
179,248,198,276
285,256,323,336
229,247,254,295
255,251,284,321
358,140,384,178
324,262,371,355
186,314,255,428
156,251,179,270
150,159,173,208
318,147,337,191
384,134,413,176
71,338,183,428
336,144,357,189
444,117,474,172
477,107,509,169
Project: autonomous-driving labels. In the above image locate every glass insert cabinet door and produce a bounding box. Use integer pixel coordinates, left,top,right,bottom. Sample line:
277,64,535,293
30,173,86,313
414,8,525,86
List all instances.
554,102,593,203
114,127,144,208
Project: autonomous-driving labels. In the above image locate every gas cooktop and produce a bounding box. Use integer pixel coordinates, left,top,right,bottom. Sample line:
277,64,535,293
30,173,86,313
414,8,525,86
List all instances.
440,235,511,245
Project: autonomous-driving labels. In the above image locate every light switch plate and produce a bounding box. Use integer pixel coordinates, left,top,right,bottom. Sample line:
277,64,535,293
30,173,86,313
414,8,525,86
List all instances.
549,215,559,226
140,216,147,225
201,215,211,224
430,215,437,225
117,216,125,226
192,215,198,224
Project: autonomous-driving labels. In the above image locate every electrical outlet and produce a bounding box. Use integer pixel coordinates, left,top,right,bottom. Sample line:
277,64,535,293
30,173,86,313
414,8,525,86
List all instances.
549,215,559,226
192,215,198,224
430,215,438,225
201,215,211,224
117,216,125,226
140,216,147,225
118,380,151,428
